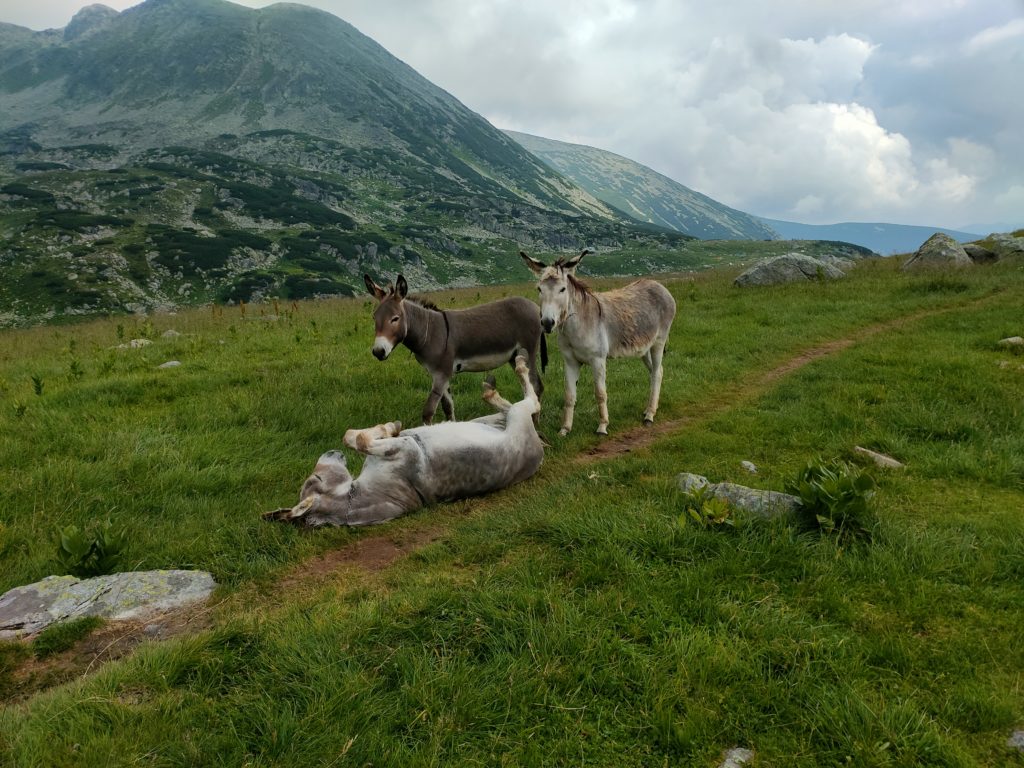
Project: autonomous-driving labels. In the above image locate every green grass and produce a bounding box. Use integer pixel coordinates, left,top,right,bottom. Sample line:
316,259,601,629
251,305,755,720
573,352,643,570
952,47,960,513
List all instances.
1,258,1023,765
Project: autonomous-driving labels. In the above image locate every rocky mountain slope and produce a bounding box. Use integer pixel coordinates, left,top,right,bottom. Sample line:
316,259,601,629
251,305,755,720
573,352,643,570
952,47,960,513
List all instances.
0,0,699,326
505,130,778,241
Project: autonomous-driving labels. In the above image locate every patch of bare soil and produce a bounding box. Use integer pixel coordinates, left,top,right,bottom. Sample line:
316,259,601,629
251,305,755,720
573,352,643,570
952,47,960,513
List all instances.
275,525,446,595
2,604,218,704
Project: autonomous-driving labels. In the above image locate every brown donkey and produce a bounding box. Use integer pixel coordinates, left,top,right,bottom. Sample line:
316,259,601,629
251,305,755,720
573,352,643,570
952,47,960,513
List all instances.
364,274,546,424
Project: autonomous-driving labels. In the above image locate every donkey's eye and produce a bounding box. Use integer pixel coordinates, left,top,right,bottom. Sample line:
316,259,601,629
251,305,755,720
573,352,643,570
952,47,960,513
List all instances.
536,287,541,293
391,316,400,323
559,287,566,293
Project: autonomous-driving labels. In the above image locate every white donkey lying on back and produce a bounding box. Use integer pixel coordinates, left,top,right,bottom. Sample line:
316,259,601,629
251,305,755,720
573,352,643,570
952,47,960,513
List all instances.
265,356,543,527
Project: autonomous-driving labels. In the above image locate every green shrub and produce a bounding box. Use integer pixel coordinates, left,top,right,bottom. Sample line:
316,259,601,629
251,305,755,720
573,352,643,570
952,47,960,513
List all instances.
679,485,738,529
54,521,126,578
786,458,876,541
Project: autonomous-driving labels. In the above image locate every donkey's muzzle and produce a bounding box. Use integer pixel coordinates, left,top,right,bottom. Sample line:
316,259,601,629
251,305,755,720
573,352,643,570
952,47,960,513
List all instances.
372,346,387,360
541,318,556,334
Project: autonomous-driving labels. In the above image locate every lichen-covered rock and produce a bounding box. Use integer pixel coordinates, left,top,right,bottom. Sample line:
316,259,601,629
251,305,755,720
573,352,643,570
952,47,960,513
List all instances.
734,253,845,287
676,473,801,519
0,570,216,639
901,233,972,271
707,483,802,519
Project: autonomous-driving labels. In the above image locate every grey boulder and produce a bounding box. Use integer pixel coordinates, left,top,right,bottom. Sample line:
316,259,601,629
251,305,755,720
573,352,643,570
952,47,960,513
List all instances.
0,570,216,639
734,253,845,287
902,232,972,271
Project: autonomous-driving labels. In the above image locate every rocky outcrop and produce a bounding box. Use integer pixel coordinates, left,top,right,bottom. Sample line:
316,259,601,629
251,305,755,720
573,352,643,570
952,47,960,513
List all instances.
734,253,845,287
0,570,216,639
901,233,972,271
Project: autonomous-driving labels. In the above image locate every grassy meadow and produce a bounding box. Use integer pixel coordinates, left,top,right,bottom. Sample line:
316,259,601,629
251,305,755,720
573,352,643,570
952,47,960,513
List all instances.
1,255,1023,766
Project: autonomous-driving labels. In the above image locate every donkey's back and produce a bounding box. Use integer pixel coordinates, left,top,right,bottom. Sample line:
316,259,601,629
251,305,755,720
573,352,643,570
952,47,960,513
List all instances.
599,279,676,358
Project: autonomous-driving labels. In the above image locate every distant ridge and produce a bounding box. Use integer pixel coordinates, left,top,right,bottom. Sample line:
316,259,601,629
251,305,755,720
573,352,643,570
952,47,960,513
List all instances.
505,130,778,241
762,219,981,255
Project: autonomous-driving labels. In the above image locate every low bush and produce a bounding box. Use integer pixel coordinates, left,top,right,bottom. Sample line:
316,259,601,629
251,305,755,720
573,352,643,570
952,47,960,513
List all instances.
786,458,876,542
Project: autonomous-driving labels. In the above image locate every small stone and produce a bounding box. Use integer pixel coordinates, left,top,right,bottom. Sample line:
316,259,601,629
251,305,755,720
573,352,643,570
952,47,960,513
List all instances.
740,460,758,474
128,338,152,348
161,329,181,338
854,446,904,469
157,361,181,369
1008,730,1024,751
676,473,710,493
719,747,755,767
997,336,1023,348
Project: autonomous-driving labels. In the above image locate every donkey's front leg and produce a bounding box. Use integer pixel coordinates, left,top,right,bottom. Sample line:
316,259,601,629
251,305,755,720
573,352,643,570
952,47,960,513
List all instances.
559,355,581,436
344,421,402,452
592,357,609,435
422,370,453,424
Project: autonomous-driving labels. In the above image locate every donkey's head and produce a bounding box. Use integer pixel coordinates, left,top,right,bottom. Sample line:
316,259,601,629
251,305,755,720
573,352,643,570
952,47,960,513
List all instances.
520,250,590,333
364,274,410,361
264,450,353,527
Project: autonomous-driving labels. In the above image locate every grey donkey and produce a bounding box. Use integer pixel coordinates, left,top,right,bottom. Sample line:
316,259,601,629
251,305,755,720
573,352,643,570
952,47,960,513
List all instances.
264,355,543,527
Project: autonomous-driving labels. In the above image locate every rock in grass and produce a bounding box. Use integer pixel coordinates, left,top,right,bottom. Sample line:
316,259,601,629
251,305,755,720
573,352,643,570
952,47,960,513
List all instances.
718,747,755,767
734,253,845,287
708,483,802,519
854,446,904,469
677,473,710,493
0,570,216,639
1008,730,1024,751
901,233,972,271
740,460,758,474
158,360,181,369
676,473,801,519
997,336,1023,349
161,329,182,338
112,338,152,350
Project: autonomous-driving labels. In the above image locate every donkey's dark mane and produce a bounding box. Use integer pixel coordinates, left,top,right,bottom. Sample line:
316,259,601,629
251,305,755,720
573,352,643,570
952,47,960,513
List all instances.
407,295,441,312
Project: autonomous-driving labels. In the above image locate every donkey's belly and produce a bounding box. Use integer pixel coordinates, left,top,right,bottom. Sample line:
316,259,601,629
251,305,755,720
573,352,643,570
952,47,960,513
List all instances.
453,350,515,373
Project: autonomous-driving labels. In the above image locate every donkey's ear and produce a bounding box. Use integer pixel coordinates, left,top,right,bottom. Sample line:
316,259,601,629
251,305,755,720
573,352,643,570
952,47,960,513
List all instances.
364,274,387,301
395,274,409,299
520,251,547,275
563,249,591,273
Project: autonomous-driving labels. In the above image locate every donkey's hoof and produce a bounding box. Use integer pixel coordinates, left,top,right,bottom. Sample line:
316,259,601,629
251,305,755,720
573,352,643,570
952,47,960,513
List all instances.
596,426,609,436
643,418,654,426
558,427,571,437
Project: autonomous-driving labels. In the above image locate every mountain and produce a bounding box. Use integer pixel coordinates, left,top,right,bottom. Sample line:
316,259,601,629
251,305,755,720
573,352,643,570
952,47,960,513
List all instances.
0,0,699,326
761,219,981,255
504,130,778,241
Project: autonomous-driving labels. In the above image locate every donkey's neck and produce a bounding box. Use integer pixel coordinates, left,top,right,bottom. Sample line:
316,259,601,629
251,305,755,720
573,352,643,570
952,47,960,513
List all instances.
402,300,445,357
564,283,602,334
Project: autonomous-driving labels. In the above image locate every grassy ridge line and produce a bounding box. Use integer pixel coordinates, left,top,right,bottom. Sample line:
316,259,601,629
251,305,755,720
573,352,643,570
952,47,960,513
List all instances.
1,261,1021,765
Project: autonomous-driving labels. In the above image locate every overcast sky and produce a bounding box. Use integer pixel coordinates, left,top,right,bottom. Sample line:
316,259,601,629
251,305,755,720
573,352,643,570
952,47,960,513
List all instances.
4,0,1023,231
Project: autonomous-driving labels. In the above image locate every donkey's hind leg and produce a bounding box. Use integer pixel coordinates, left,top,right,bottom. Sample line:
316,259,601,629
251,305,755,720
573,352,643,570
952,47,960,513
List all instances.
482,375,515,413
642,336,667,425
344,421,402,453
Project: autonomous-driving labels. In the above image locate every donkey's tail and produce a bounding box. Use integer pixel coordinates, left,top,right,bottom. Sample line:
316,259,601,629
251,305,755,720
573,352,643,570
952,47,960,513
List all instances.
540,333,548,373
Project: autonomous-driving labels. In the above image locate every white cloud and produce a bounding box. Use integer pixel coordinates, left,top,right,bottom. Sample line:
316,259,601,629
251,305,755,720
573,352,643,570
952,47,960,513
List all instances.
963,17,1024,55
